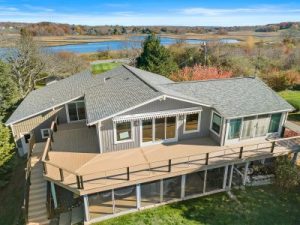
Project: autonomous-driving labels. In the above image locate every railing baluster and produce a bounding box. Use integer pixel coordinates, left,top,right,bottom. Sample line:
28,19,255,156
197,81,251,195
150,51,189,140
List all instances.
43,162,47,174
76,176,80,189
239,147,243,159
80,176,84,189
205,153,209,165
59,168,64,181
127,167,130,180
168,159,172,172
271,141,275,153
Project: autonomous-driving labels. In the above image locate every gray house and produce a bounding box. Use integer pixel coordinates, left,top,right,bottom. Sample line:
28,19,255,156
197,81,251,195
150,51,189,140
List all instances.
6,65,299,224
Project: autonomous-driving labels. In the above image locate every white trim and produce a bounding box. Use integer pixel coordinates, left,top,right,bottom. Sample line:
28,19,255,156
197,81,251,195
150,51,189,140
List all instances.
210,111,222,137
113,121,134,144
97,122,103,154
87,95,209,126
183,112,201,134
41,128,51,139
6,95,84,126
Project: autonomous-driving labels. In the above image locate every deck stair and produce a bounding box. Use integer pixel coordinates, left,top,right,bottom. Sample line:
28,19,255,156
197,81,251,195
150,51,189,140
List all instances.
27,143,50,225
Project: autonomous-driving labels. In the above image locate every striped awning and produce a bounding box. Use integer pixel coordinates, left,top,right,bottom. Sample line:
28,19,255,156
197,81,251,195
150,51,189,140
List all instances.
113,107,202,123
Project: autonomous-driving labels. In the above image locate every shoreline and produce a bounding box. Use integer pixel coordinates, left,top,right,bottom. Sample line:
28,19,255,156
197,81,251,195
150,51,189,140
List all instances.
0,30,283,48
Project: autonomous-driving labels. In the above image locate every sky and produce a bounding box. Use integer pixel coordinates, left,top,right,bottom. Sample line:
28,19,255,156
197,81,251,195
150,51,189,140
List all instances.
0,0,300,26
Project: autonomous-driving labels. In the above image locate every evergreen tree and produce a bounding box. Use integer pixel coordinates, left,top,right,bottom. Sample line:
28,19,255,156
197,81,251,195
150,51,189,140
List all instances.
137,34,178,77
0,123,15,187
0,61,20,120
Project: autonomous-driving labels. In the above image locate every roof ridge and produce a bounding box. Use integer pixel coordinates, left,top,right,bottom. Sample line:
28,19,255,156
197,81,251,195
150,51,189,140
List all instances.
161,76,255,85
122,65,161,93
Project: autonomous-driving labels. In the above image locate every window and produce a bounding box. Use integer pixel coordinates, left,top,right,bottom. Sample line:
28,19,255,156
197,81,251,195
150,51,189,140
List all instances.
268,113,282,133
67,101,86,122
211,112,222,135
184,113,200,133
41,129,51,139
115,121,133,143
142,119,153,143
227,118,242,140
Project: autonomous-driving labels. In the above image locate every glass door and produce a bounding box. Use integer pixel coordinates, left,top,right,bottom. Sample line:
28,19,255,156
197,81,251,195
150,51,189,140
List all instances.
227,119,242,140
141,116,177,145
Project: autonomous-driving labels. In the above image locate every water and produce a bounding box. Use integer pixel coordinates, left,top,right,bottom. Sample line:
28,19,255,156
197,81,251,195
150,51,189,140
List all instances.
0,36,239,56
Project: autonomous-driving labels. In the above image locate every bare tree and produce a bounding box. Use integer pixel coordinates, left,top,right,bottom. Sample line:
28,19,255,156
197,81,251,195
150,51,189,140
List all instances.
7,30,46,97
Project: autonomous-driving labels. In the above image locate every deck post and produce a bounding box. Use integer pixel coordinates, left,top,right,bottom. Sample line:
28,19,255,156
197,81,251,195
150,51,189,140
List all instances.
181,175,186,199
205,153,209,165
136,184,141,209
203,170,207,193
127,167,130,180
59,168,64,181
243,162,249,186
239,147,243,159
223,165,229,189
168,160,172,172
228,164,234,189
271,141,276,153
160,180,163,203
50,182,58,209
112,189,115,214
83,195,90,222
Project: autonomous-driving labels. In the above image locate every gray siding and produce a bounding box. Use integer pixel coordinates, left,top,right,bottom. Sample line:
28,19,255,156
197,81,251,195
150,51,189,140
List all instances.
121,98,200,115
12,108,59,143
101,119,140,153
178,106,211,141
56,106,68,124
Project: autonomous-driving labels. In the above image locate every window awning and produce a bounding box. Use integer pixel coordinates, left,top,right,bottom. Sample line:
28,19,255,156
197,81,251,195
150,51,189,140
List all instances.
113,107,202,123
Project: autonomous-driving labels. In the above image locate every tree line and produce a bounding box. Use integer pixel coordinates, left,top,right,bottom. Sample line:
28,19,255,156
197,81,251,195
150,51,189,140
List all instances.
1,21,300,36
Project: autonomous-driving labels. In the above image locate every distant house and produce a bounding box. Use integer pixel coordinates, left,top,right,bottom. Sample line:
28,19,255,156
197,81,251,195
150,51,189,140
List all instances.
6,65,299,224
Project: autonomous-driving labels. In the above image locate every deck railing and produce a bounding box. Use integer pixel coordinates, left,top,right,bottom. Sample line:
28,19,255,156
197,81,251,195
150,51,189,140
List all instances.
41,118,300,191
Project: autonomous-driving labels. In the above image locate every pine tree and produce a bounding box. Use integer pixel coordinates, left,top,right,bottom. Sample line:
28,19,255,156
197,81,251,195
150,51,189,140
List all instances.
137,34,178,77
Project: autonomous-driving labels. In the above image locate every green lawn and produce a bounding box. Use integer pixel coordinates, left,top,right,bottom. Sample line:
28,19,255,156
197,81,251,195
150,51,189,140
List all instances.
91,62,121,74
279,90,300,111
95,186,300,225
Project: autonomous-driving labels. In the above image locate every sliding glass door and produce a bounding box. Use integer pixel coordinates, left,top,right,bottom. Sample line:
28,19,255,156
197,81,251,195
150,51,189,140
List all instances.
142,116,177,145
227,119,242,140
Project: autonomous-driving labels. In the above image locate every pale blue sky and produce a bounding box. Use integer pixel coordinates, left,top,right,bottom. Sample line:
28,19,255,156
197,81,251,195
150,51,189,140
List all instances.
0,0,299,26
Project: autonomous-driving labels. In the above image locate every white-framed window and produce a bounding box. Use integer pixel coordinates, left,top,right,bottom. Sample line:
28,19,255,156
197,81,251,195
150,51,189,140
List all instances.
114,121,134,144
41,128,51,139
66,100,86,122
183,113,201,134
210,111,222,136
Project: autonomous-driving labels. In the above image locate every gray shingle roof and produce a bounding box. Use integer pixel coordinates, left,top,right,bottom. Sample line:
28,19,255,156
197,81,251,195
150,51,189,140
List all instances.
160,77,294,118
6,70,95,125
6,65,294,126
84,66,162,124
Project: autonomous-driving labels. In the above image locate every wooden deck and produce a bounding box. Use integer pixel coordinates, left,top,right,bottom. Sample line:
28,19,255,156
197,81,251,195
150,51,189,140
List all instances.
42,134,300,195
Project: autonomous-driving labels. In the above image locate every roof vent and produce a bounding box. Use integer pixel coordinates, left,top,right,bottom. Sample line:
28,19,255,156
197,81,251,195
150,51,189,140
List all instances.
104,77,111,83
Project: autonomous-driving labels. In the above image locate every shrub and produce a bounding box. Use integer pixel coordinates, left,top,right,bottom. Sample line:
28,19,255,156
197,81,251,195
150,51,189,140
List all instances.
274,156,300,191
169,65,233,81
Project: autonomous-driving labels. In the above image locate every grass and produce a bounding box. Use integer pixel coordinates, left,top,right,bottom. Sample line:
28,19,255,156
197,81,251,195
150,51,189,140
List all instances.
279,90,300,111
279,90,300,124
0,156,26,225
91,62,121,74
94,185,300,225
